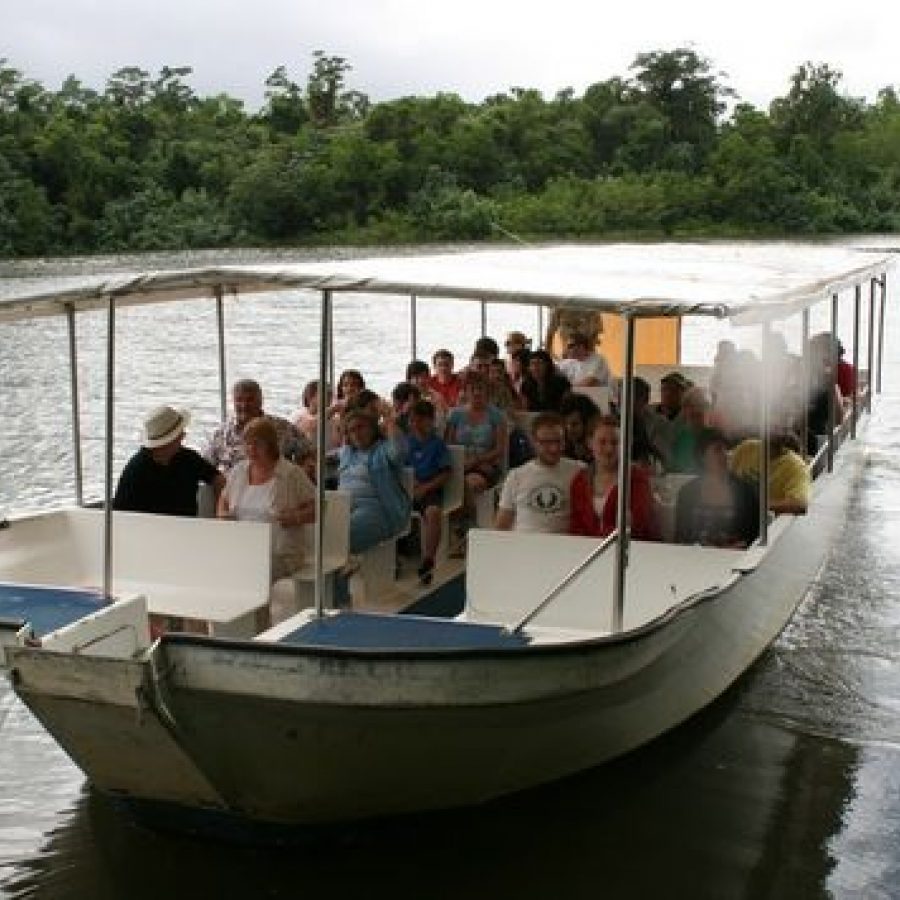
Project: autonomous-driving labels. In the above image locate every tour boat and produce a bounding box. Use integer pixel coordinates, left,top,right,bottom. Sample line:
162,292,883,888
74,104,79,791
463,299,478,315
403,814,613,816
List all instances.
0,243,892,829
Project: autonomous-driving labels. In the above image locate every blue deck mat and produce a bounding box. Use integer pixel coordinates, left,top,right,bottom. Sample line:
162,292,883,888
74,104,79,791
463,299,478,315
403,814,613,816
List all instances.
278,612,529,650
0,583,106,637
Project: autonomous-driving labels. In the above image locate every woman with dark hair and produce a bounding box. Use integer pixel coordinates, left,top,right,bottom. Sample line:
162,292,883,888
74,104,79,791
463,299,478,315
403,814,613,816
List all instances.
336,369,366,402
217,416,316,579
674,427,758,548
559,393,600,464
520,349,571,412
293,379,340,451
508,347,531,399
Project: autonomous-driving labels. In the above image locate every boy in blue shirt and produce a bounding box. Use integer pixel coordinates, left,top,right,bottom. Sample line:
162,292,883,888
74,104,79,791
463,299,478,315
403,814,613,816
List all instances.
405,400,451,584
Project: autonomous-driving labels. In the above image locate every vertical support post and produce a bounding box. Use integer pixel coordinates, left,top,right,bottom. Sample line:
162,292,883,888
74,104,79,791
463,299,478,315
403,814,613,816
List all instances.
759,323,770,546
314,289,333,618
215,286,227,422
612,314,636,633
851,284,860,438
65,304,84,506
480,299,487,338
410,294,418,362
103,297,115,601
800,308,810,460
827,292,838,473
867,278,876,413
537,305,544,350
877,274,886,395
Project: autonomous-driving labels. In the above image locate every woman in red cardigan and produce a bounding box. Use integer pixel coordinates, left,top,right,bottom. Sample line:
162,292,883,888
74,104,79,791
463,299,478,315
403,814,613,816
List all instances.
569,416,660,540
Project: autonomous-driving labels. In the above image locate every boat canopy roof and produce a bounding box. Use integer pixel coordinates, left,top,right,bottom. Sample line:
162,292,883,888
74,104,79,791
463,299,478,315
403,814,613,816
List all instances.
0,243,893,326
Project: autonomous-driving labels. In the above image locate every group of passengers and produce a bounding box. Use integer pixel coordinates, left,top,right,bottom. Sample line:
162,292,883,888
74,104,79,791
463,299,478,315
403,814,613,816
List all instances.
113,325,850,594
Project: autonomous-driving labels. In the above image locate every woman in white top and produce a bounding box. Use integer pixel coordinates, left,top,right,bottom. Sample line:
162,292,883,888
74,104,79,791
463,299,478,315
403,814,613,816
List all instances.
217,416,315,580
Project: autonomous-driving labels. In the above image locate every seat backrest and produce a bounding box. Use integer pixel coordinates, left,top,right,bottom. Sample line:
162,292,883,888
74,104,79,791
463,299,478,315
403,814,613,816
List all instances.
301,490,350,565
444,445,466,513
571,385,611,414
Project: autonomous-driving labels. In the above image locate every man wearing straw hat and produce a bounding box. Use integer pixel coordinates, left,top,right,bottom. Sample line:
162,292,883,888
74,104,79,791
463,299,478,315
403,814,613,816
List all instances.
114,405,224,517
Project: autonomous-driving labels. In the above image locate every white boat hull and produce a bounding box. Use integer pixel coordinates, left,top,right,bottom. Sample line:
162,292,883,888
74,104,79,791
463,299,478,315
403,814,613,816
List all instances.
7,443,855,825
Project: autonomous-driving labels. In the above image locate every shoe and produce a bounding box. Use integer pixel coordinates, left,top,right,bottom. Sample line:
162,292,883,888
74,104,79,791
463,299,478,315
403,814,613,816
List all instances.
417,558,434,586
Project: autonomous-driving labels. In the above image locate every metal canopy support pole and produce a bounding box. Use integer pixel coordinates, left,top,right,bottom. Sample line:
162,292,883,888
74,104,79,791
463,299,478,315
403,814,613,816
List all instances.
851,284,860,439
877,274,887,395
867,278,876,413
537,306,544,350
800,308,810,460
612,314,636,633
759,323,770,546
410,294,418,362
827,293,838,474
215,286,227,422
65,304,84,506
480,299,487,338
314,289,333,618
103,297,115,601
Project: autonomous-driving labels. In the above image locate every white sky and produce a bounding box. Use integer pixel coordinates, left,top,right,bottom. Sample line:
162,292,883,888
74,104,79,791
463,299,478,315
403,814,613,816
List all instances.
5,0,897,112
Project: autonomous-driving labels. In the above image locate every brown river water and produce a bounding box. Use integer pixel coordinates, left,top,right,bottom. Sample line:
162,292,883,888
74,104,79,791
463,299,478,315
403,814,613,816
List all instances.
0,243,898,899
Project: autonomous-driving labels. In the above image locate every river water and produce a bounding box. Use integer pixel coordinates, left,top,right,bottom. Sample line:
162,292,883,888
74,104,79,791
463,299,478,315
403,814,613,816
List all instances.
0,243,898,899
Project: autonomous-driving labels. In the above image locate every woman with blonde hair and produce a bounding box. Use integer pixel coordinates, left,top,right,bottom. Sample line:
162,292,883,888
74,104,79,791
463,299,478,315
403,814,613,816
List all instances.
217,416,316,580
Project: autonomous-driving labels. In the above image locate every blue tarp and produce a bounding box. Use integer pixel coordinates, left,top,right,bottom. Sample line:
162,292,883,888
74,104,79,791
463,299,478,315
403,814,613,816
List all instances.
279,611,529,651
0,583,106,637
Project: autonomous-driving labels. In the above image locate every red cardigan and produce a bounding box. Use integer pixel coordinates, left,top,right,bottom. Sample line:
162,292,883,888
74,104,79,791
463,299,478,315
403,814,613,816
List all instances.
569,465,660,541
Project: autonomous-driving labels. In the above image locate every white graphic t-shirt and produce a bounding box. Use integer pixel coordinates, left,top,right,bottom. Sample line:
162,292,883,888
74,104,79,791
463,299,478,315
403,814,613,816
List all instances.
498,458,586,533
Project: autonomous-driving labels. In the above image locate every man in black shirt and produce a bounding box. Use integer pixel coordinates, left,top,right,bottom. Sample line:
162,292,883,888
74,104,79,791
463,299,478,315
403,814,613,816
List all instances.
114,406,224,517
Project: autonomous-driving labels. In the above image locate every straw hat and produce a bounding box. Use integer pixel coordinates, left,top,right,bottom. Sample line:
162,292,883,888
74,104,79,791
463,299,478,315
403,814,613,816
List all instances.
142,405,190,448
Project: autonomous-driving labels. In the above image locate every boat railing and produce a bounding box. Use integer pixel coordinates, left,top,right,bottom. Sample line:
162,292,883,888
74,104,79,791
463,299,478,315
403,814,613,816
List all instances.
506,529,620,635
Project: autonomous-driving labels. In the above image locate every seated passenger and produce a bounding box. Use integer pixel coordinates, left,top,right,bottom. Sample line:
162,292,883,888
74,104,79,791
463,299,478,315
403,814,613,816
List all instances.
391,382,421,432
559,393,600,464
217,417,316,580
339,405,411,554
508,347,531,398
487,358,523,413
406,359,448,430
654,372,690,421
520,349,571,412
632,376,672,470
674,428,759,548
445,372,508,523
293,379,340,451
670,387,711,473
569,416,659,540
428,349,463,408
495,413,585,533
729,432,810,515
806,333,846,455
504,331,532,377
204,378,307,473
404,400,452,584
115,406,223,517
557,332,612,388
336,369,366,406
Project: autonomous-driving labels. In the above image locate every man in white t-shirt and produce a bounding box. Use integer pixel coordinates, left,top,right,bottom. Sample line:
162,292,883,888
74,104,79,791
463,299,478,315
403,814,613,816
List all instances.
495,414,586,533
557,333,612,387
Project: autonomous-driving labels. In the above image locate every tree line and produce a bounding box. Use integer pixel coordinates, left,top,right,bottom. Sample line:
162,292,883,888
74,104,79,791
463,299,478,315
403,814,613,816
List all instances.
1,48,898,257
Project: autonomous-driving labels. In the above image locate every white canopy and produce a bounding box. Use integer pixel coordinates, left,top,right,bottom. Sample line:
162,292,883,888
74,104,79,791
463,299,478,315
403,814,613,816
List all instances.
0,242,893,325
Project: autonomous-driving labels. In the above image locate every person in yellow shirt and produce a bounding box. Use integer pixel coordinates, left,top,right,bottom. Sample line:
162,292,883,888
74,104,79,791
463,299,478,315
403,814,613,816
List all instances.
729,433,810,515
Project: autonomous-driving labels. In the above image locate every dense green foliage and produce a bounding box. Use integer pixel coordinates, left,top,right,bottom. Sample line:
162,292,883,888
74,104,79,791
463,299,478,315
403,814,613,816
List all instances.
1,50,898,256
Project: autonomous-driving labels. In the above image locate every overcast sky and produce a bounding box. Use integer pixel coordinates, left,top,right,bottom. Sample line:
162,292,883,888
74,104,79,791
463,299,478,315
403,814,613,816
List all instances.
5,0,897,112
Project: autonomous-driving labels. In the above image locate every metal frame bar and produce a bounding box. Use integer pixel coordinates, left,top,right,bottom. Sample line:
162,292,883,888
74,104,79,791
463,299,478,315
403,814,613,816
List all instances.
410,294,418,361
877,274,887,395
867,278,876,413
801,308,810,459
851,284,860,439
759,323,770,545
103,297,115,600
510,530,620,634
314,289,333,617
613,314,636,632
215,287,227,422
65,304,84,506
480,299,487,337
827,293,838,474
